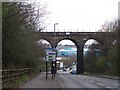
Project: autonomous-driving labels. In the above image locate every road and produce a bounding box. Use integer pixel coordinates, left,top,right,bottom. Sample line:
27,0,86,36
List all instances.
57,70,119,89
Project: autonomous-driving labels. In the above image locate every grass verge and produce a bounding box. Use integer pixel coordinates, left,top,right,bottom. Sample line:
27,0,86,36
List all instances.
2,73,36,88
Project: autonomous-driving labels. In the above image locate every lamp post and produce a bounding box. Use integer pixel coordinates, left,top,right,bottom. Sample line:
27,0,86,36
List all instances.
62,53,67,68
65,54,67,68
54,23,59,33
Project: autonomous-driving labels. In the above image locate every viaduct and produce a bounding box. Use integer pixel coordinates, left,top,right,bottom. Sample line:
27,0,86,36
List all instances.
36,32,116,74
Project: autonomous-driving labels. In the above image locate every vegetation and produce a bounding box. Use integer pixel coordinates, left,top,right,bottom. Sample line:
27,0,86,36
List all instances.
2,2,47,71
3,75,29,88
2,1,48,88
84,19,119,76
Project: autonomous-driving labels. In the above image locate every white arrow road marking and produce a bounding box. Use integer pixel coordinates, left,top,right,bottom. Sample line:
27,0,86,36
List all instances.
96,83,104,86
106,86,111,88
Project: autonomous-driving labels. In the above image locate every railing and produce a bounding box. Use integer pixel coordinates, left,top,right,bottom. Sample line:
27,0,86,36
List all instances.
2,68,33,84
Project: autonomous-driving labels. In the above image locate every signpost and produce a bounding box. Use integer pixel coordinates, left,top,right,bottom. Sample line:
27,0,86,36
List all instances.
46,51,56,61
45,48,57,80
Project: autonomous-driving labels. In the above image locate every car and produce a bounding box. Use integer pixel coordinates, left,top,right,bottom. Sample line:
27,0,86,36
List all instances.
63,68,66,71
69,67,72,71
69,68,77,74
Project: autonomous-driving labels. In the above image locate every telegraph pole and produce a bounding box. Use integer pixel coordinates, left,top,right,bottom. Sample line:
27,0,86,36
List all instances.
52,23,59,78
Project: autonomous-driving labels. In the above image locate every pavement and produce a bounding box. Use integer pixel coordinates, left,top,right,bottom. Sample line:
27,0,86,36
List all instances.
20,72,61,88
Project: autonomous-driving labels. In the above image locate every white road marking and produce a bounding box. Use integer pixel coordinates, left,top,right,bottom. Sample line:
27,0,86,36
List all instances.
96,83,104,86
106,86,111,88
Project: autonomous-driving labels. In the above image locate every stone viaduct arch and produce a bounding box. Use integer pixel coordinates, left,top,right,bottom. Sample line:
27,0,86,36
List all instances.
36,32,115,74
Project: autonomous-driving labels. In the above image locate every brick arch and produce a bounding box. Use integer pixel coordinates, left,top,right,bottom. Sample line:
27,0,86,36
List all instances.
53,37,85,74
38,39,52,48
83,38,103,49
54,37,78,48
83,37,103,46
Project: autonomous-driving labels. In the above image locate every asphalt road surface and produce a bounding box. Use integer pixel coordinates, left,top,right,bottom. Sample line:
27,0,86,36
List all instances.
57,70,119,90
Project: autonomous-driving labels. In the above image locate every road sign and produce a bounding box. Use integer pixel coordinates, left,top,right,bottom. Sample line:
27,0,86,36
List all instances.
45,48,57,61
46,51,56,61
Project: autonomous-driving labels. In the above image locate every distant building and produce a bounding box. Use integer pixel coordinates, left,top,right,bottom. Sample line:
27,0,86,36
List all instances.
57,48,77,56
57,44,101,57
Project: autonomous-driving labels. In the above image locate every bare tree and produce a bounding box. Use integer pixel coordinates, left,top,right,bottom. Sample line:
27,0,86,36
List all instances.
99,19,118,32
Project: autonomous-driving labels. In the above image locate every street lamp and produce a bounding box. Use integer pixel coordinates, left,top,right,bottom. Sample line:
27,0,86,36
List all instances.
54,23,59,33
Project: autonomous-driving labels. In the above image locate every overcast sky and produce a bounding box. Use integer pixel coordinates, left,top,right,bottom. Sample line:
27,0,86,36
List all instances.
40,0,119,32
37,0,119,45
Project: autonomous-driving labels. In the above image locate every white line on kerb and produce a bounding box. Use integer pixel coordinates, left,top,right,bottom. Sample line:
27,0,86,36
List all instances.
106,86,111,88
96,83,104,86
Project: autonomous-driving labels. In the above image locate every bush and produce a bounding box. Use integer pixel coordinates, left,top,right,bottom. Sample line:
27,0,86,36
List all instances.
95,56,108,74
